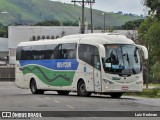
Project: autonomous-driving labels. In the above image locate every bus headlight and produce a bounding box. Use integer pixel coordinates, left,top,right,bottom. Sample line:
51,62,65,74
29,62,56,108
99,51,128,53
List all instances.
103,79,114,84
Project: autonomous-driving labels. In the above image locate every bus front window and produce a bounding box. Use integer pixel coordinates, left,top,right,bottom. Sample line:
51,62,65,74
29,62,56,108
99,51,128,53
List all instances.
103,44,141,75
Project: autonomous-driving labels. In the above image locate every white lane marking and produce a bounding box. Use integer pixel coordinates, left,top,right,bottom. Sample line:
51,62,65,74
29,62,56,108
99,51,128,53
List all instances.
54,100,60,103
66,105,74,109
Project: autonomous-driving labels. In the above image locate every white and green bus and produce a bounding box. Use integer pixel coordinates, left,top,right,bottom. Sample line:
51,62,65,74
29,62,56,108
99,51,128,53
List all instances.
15,33,148,98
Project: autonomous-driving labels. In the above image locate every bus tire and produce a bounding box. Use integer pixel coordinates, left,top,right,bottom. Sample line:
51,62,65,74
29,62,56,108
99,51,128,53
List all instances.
30,79,44,94
77,80,91,97
109,93,123,98
57,91,70,95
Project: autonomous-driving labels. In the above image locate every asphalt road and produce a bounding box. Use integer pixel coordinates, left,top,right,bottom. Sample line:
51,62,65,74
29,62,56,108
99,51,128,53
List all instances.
0,82,160,120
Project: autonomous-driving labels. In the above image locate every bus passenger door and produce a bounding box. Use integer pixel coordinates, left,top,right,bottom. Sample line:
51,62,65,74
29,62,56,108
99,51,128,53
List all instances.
93,55,102,92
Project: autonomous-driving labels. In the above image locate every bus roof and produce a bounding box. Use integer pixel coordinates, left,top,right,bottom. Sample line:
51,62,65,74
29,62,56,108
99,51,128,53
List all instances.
62,33,120,39
63,33,134,44
17,38,79,47
17,33,135,47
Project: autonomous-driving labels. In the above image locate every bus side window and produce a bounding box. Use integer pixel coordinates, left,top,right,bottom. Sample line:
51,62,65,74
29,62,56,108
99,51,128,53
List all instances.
62,49,68,59
92,55,101,70
45,44,60,59
79,44,100,70
53,44,61,59
92,47,101,70
61,43,77,59
21,46,32,60
68,45,77,59
79,44,87,62
32,45,45,60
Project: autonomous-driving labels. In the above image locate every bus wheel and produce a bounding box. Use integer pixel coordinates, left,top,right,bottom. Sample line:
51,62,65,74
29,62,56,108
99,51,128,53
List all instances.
30,79,44,94
57,91,70,95
77,80,91,97
109,93,123,98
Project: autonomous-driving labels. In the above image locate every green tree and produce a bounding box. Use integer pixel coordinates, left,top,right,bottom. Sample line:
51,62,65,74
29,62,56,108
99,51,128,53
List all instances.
143,0,160,17
138,17,160,82
122,19,144,30
34,20,61,26
138,17,155,46
152,61,160,80
139,0,160,81
0,23,8,38
62,20,78,26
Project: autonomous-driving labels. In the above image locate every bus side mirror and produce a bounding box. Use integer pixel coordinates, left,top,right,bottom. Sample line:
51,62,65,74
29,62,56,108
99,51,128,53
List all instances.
98,44,106,58
136,45,148,60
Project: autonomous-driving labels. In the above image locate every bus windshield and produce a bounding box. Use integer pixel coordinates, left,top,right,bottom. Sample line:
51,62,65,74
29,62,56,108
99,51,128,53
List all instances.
103,44,141,75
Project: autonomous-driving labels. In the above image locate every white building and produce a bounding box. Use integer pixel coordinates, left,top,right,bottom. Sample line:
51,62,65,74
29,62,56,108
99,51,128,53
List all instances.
0,38,8,65
8,26,80,64
0,38,8,56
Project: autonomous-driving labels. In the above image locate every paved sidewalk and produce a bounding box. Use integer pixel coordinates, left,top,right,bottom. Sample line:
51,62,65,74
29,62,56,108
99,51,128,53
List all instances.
143,86,160,89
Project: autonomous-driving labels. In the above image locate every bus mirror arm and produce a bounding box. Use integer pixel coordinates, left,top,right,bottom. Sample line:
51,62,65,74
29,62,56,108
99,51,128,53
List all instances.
98,44,106,58
136,45,148,60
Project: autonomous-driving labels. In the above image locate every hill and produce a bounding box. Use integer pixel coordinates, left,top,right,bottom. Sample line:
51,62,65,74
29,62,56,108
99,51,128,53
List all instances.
0,0,143,28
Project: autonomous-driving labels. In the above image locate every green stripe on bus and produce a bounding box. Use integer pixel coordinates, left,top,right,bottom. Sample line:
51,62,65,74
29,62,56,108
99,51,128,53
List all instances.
21,65,75,86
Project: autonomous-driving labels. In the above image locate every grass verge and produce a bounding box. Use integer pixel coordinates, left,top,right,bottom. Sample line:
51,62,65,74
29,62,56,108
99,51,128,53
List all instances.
124,88,160,98
146,84,160,87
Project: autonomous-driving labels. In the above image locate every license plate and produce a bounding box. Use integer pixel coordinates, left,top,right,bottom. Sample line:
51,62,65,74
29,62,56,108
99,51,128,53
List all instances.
122,86,129,90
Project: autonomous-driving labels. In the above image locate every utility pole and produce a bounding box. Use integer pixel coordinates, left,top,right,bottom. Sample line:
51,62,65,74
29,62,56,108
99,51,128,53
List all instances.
71,0,95,34
103,13,105,33
82,0,85,34
146,44,150,89
90,0,93,33
97,12,107,33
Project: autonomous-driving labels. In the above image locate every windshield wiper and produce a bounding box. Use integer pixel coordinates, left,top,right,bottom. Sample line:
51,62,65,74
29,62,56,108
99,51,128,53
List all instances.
122,51,133,74
123,51,130,67
134,47,139,63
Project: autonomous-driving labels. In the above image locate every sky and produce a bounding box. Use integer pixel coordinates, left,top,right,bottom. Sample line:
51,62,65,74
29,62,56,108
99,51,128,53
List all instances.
50,0,147,16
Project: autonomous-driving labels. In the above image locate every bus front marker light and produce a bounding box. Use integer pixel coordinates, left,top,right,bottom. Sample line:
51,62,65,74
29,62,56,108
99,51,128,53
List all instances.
106,86,108,89
136,81,143,84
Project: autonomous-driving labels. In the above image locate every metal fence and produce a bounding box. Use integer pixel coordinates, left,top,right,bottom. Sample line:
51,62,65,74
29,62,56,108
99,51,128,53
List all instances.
0,66,15,81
